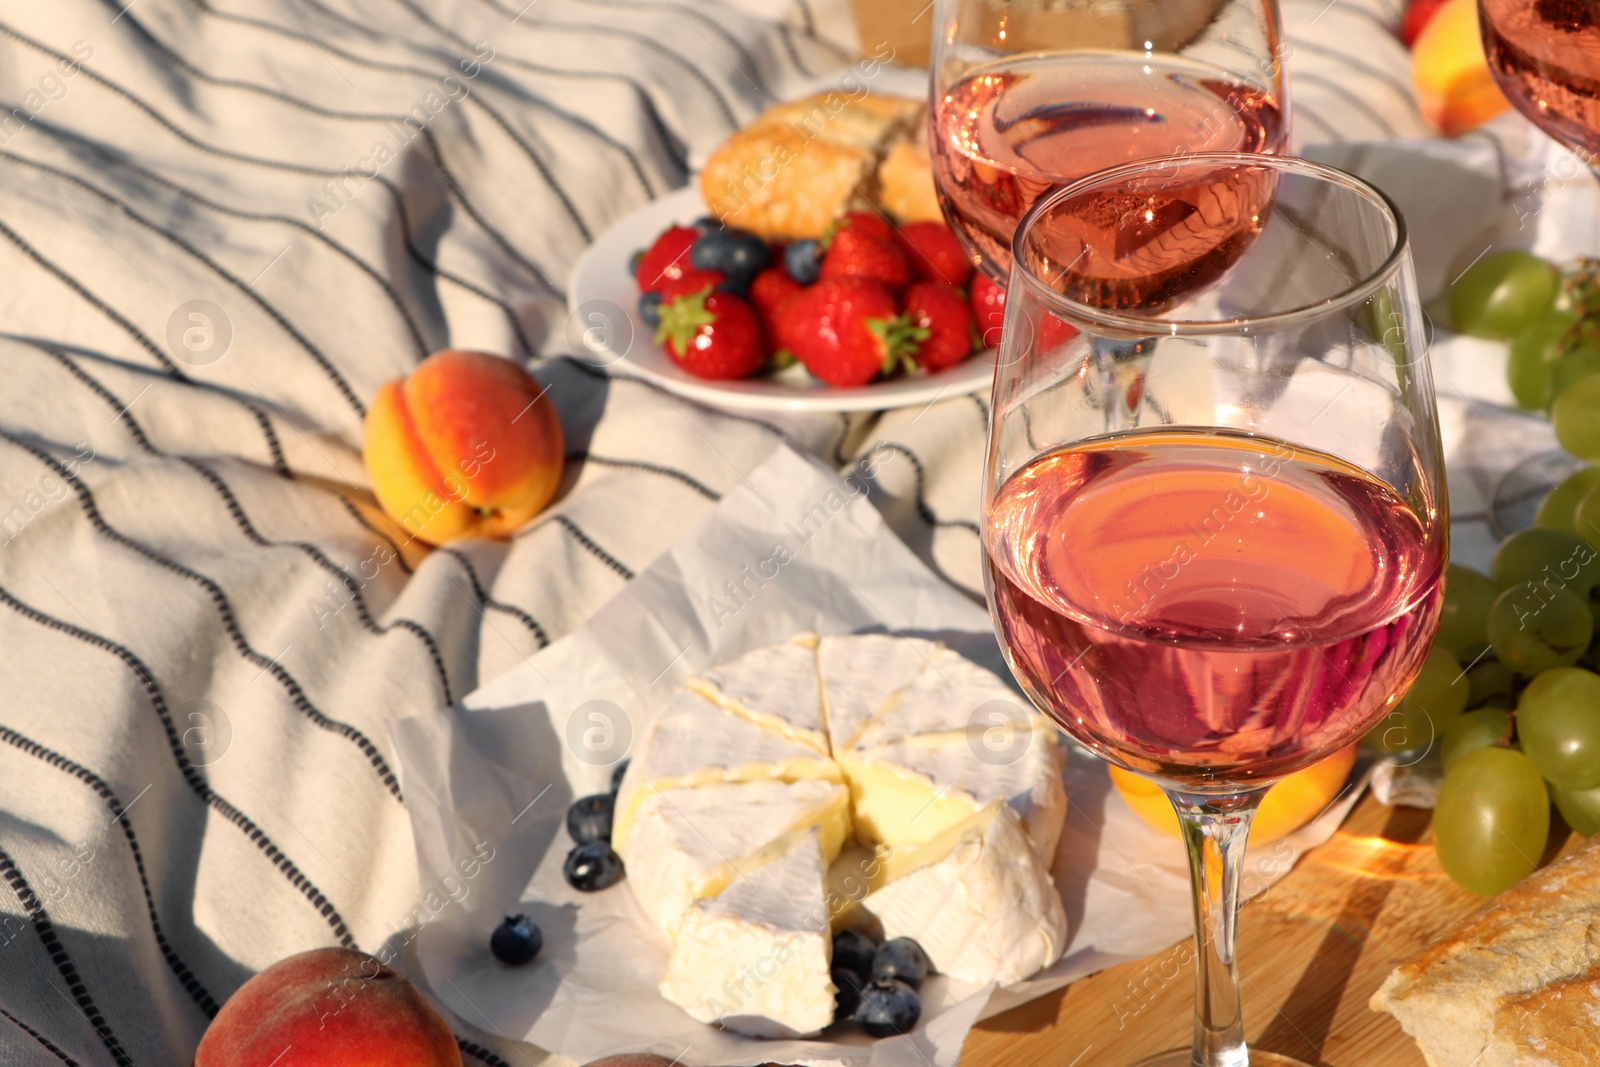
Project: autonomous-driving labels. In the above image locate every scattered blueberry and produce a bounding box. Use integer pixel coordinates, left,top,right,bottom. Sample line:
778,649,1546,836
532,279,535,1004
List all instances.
490,914,543,966
785,239,821,285
610,759,630,793
833,967,864,1022
566,793,615,844
871,937,931,990
638,291,662,329
855,978,920,1037
628,249,644,277
832,929,876,979
564,840,625,892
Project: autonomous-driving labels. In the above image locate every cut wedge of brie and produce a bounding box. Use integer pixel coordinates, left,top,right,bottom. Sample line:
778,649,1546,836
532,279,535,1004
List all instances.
660,828,837,1039
864,802,1068,986
619,633,1068,1038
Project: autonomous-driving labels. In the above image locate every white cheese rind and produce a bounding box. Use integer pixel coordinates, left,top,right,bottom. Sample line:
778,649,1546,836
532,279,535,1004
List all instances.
863,804,1067,985
660,829,837,1039
817,633,940,751
689,634,829,754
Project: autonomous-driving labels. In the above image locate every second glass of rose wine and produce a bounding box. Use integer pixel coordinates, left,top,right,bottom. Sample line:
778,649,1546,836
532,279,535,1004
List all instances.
929,0,1291,280
984,155,1447,1066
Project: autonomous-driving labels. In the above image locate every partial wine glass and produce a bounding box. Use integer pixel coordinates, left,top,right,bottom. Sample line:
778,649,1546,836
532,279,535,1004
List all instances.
929,0,1291,281
1479,0,1600,161
983,154,1447,1067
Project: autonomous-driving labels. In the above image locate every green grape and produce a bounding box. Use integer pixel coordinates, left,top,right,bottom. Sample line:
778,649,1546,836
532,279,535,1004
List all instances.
1490,527,1600,597
1449,250,1558,339
1507,311,1578,409
1361,645,1468,753
1551,781,1600,836
1571,484,1600,548
1467,658,1518,706
1440,707,1513,773
1437,565,1498,655
1434,746,1550,895
1550,348,1600,403
1515,667,1600,789
1486,584,1593,675
1534,465,1600,534
1552,375,1600,461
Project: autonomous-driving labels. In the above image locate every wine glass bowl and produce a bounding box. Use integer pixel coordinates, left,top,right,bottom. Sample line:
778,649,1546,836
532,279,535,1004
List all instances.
1479,0,1600,159
929,0,1291,281
982,155,1447,1067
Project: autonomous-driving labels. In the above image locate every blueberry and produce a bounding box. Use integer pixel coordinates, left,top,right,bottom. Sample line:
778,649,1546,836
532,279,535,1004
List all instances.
564,841,625,892
628,249,644,277
871,937,931,990
690,229,737,274
785,239,821,285
832,929,876,979
722,232,771,281
490,914,543,966
566,793,614,844
638,291,662,329
610,758,631,793
693,214,724,232
854,978,920,1037
714,276,749,299
833,967,864,1022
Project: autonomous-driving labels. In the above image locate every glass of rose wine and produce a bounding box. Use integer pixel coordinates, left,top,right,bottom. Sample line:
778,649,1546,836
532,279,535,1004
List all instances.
983,154,1447,1067
929,0,1290,281
1479,0,1600,161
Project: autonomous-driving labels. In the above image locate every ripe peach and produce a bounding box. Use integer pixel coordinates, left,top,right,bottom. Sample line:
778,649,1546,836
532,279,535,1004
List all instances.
193,948,462,1067
1413,0,1509,136
1108,743,1359,844
364,350,563,546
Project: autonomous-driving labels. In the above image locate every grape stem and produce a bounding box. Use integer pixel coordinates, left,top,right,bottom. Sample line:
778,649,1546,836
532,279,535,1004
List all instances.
1559,258,1600,356
1497,707,1518,748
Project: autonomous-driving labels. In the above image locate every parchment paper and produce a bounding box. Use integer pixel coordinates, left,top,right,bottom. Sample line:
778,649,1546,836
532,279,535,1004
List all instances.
389,443,1372,1067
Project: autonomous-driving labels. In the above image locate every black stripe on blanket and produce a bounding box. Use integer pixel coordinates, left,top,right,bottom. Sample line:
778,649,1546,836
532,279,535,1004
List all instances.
0,430,405,801
0,726,220,1018
0,583,358,947
0,151,368,419
437,547,551,647
0,844,136,1067
0,1006,82,1067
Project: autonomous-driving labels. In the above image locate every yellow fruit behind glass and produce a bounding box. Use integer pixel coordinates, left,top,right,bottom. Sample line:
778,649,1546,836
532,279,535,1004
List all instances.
1108,744,1360,844
1413,0,1510,136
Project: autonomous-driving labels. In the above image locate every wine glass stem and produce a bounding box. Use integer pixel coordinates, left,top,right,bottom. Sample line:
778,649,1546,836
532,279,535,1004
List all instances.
1169,789,1267,1067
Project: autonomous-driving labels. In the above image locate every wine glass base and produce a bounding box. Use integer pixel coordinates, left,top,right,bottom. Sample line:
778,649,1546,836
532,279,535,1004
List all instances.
1129,1051,1319,1067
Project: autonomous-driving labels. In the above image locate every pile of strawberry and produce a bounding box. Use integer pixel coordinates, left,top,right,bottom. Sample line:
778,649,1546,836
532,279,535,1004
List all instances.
631,212,1015,386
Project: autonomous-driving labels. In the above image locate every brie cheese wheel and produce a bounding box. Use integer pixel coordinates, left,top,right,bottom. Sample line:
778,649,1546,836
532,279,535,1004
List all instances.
660,828,837,1039
621,778,850,938
625,633,1069,1037
864,802,1067,985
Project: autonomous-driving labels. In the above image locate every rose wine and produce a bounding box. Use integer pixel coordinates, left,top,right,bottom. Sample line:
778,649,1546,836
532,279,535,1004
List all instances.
984,430,1444,789
1481,0,1600,158
933,51,1286,275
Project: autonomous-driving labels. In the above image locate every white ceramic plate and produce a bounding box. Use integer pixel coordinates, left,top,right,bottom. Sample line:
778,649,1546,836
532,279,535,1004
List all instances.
566,186,997,413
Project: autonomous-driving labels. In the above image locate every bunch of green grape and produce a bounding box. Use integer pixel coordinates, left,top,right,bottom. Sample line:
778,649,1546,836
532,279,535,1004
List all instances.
1369,492,1600,897
1454,251,1600,458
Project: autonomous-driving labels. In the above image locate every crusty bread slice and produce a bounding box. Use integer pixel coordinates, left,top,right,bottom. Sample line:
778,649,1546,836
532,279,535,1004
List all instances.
1370,834,1600,1067
699,93,927,238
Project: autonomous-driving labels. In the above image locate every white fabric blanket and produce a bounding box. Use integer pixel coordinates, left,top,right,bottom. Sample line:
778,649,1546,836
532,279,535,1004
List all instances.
0,2,1437,1065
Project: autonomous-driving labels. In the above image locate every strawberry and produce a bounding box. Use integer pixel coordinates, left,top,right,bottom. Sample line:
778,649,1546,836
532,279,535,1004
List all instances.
835,210,894,242
654,282,764,380
749,265,803,342
774,278,913,387
969,272,1007,349
1037,312,1079,350
1400,0,1450,46
656,268,727,302
901,283,974,371
820,225,911,290
636,225,700,293
896,221,973,287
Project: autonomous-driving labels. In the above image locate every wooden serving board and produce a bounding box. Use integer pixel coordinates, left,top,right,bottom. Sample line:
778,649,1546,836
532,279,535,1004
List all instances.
964,795,1580,1067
